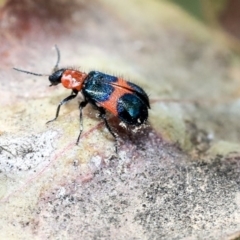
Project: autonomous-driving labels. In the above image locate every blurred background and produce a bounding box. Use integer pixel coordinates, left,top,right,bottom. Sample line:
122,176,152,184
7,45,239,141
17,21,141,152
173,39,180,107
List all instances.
171,0,240,50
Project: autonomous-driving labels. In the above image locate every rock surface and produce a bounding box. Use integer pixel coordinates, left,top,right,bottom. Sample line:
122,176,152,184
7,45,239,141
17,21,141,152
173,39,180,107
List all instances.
0,0,240,239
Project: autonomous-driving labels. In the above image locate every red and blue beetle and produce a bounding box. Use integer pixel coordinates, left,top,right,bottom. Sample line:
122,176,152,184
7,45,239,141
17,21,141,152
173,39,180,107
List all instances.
14,46,150,152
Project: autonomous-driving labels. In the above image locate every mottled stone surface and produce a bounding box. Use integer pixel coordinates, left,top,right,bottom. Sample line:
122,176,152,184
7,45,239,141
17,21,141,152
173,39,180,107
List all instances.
0,0,240,239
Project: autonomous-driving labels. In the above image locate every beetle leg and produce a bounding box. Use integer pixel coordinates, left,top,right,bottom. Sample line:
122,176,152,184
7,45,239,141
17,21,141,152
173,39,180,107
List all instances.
98,107,118,154
76,100,89,144
46,90,78,124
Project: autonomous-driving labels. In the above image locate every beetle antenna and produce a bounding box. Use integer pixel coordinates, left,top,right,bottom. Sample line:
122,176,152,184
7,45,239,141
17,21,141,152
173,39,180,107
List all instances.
13,45,61,76
53,44,60,72
13,68,49,76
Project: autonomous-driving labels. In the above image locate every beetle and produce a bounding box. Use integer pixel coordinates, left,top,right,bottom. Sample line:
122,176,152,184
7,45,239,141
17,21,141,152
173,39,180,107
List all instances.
13,46,150,153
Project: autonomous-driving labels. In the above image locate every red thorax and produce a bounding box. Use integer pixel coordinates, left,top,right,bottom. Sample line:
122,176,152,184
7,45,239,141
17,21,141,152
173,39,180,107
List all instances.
61,69,87,91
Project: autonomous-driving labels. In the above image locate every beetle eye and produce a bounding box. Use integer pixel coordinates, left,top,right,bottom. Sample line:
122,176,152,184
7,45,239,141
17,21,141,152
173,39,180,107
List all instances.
49,69,65,86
